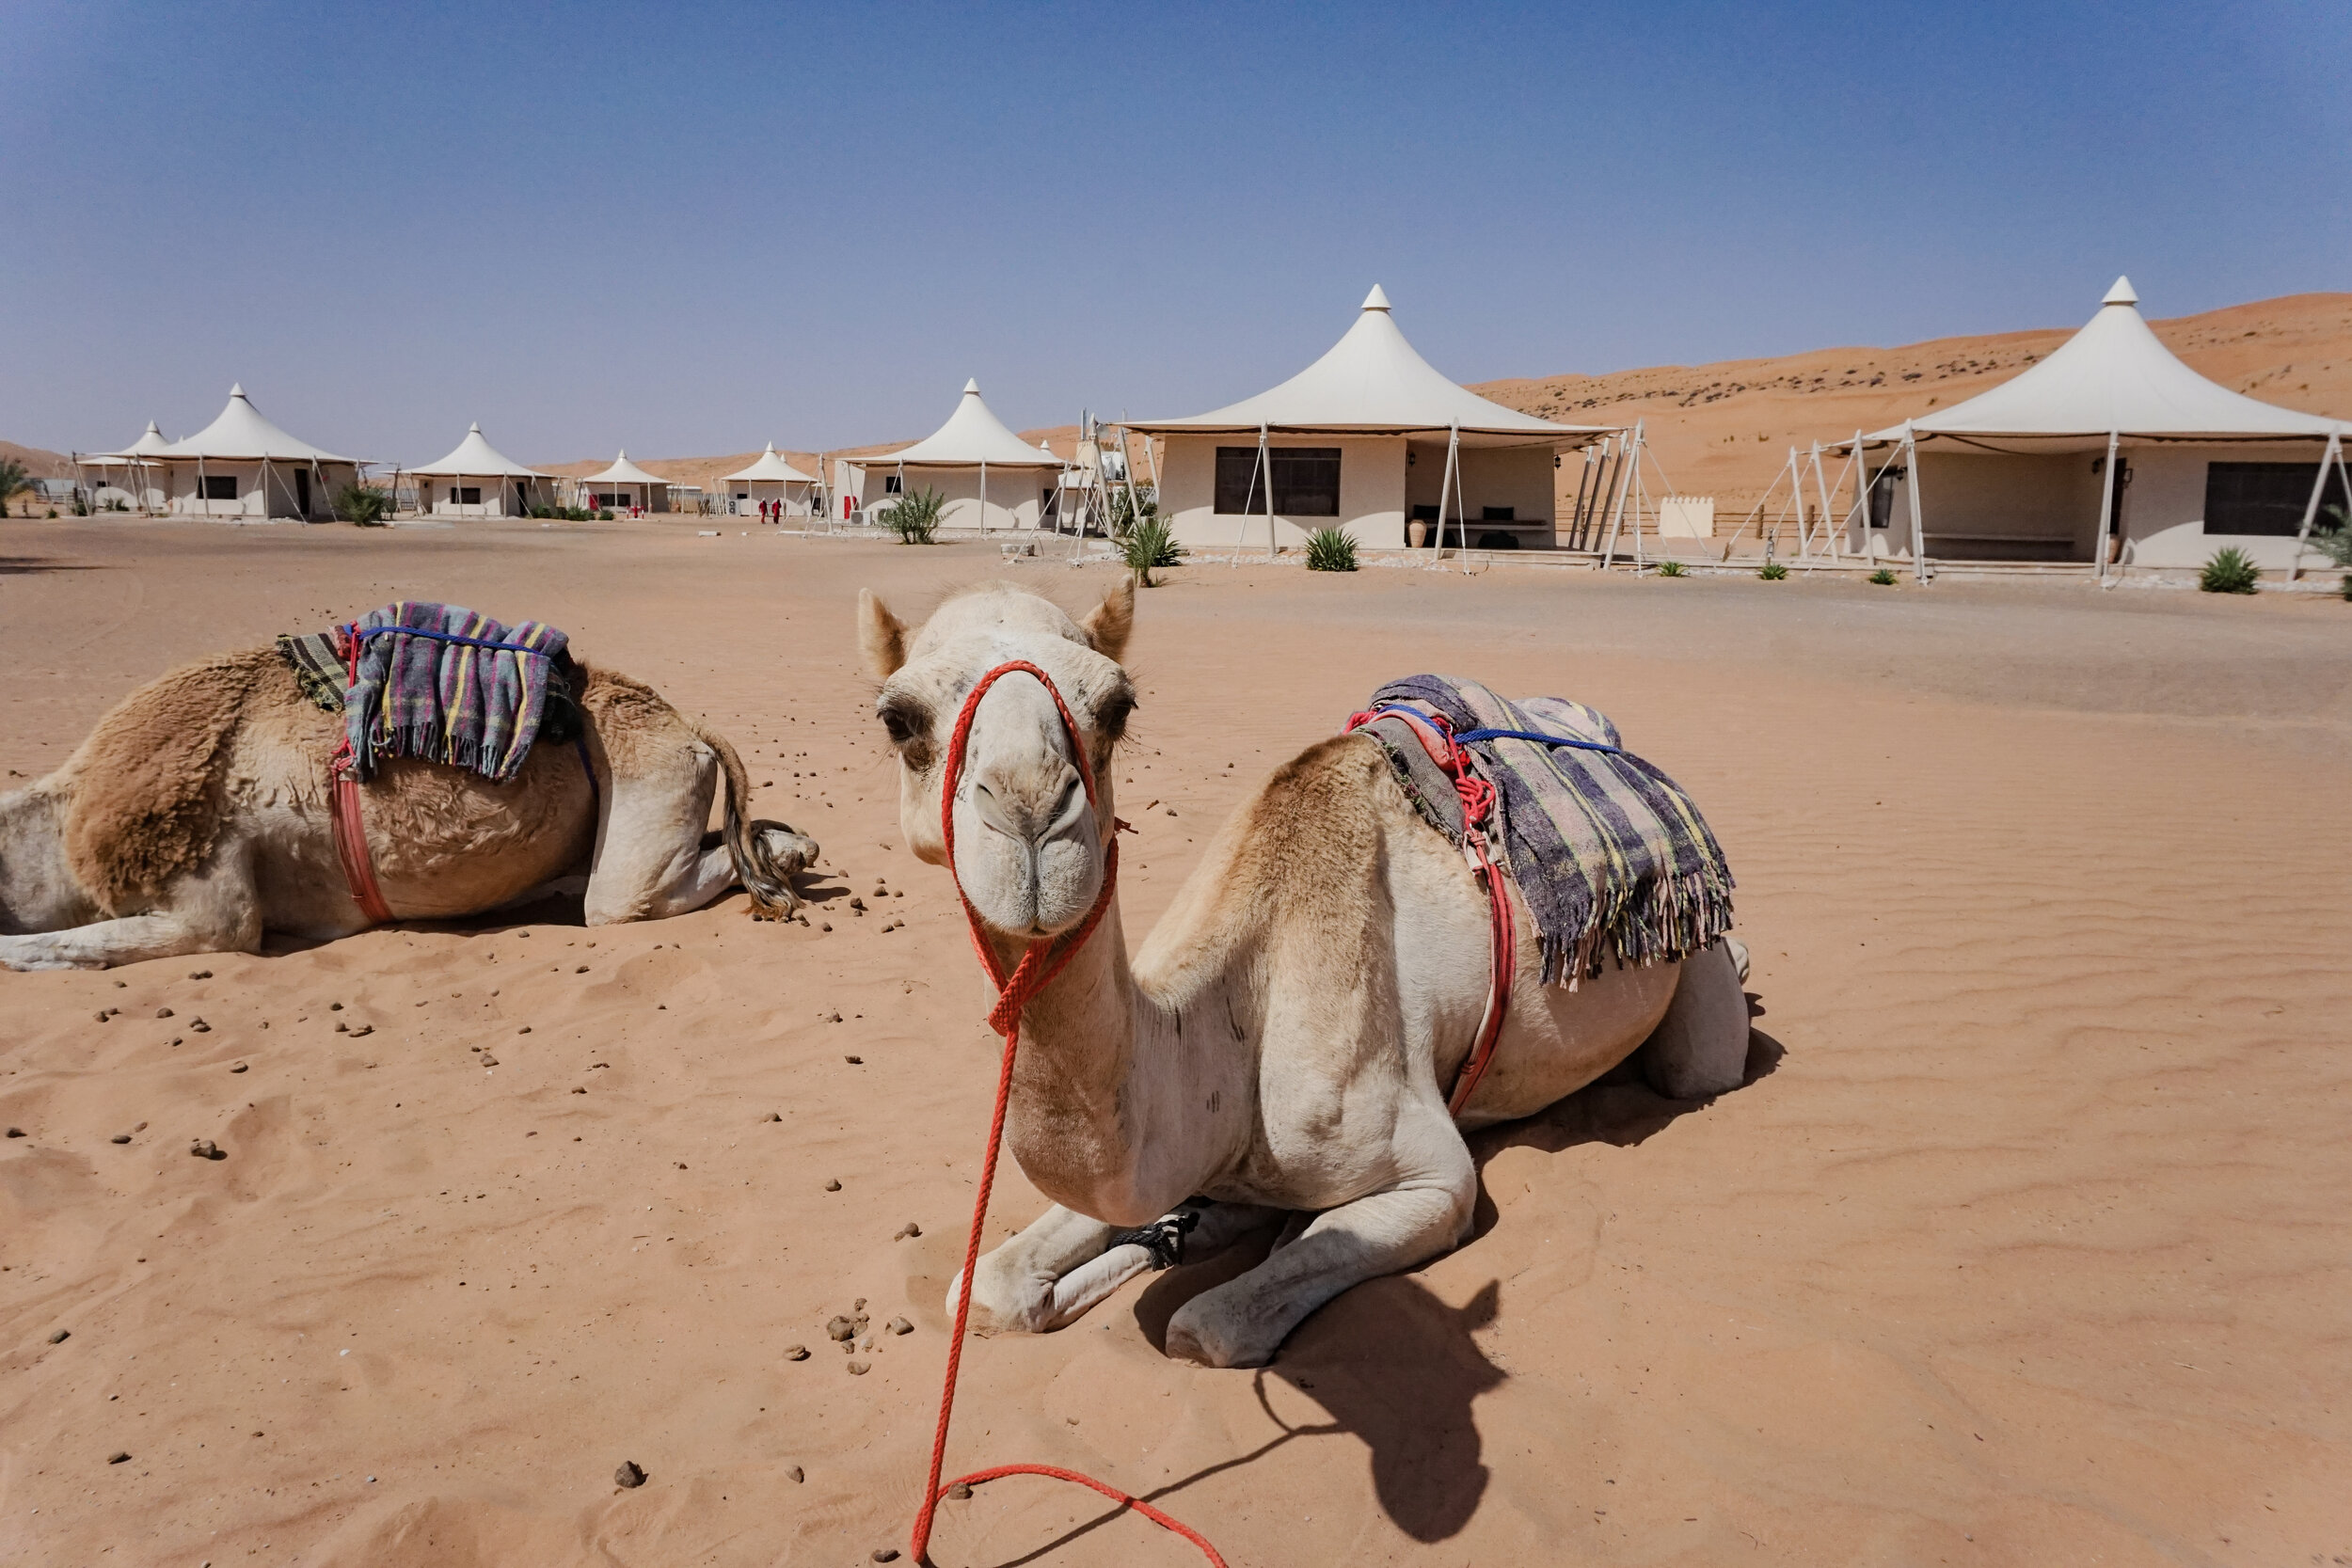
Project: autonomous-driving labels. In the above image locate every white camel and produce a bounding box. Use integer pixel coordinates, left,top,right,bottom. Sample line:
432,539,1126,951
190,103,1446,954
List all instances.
0,645,818,970
860,578,1752,1369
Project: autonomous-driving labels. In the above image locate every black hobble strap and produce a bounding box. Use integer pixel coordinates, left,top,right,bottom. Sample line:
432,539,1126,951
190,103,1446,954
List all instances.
1108,1207,1202,1271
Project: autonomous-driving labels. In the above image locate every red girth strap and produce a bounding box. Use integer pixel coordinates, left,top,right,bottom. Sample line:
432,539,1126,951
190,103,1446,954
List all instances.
1345,704,1518,1119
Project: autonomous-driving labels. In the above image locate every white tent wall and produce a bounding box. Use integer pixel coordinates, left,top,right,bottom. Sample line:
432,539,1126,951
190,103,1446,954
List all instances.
161,458,357,520
726,479,817,516
584,482,668,513
1855,440,2342,569
850,463,1057,530
1158,434,1406,549
424,476,548,517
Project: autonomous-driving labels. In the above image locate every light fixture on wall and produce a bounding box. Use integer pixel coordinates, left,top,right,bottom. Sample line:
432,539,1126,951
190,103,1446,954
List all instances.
1406,451,1416,467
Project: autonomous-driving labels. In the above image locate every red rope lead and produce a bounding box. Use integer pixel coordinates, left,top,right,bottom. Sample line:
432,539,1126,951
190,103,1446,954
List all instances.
910,660,1226,1568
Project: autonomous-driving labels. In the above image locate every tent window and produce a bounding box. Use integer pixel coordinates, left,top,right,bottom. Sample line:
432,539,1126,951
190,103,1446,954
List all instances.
883,474,903,495
1867,468,1905,529
200,476,238,500
2203,461,2347,536
1214,446,1341,515
450,485,480,505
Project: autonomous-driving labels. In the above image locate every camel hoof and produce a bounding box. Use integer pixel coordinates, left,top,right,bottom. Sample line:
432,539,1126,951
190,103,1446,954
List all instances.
1163,1304,1273,1370
1723,934,1751,983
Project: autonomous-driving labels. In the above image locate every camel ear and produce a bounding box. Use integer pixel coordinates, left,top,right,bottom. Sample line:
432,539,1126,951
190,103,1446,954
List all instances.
1080,577,1135,664
858,589,908,680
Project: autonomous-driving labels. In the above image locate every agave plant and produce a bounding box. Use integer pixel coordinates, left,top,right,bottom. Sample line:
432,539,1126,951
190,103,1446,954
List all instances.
333,483,393,527
1119,516,1184,586
0,458,30,517
1757,561,1789,581
1304,526,1357,572
1868,568,1898,585
882,486,946,545
1653,559,1687,578
2199,546,2260,594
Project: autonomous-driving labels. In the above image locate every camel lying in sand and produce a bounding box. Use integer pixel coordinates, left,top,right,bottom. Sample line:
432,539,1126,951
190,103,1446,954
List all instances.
859,578,1751,1368
0,646,818,971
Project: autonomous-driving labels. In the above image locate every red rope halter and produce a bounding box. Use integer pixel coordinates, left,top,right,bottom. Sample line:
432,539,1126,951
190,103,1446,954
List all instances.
910,659,1226,1567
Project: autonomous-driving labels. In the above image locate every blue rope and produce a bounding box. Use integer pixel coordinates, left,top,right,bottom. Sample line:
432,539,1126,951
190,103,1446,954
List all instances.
1454,726,1628,757
348,624,557,657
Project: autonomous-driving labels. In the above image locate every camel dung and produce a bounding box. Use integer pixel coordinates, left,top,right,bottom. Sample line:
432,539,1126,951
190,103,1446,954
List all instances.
872,1549,899,1561
189,1139,224,1161
893,1224,920,1241
844,1054,863,1065
825,1179,842,1192
229,1062,246,1073
155,1007,173,1019
948,1481,974,1500
48,1329,69,1343
188,969,211,978
330,1002,342,1011
784,1345,809,1361
516,1025,532,1035
887,1317,914,1336
787,1465,804,1483
348,1025,372,1038
188,1020,209,1033
825,1316,856,1341
845,1360,869,1376
5,1128,22,1138
110,1134,131,1145
613,1460,646,1488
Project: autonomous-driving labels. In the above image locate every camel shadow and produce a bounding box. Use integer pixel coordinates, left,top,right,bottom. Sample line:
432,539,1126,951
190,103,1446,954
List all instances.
0,556,99,576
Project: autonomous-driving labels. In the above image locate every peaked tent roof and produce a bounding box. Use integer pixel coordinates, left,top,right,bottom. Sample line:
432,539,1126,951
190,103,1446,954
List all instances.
722,443,818,483
408,423,547,478
1867,277,2344,444
162,385,361,463
869,381,1067,467
82,421,174,465
586,451,672,484
1127,287,1609,441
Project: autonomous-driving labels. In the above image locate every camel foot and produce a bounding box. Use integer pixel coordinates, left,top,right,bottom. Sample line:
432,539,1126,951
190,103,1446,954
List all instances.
1640,939,1750,1100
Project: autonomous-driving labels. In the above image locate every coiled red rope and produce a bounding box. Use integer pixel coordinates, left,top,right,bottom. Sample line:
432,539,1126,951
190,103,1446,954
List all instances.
910,659,1227,1567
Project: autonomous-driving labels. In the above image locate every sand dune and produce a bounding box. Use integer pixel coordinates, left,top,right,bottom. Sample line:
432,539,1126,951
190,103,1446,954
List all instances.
1,518,2345,1565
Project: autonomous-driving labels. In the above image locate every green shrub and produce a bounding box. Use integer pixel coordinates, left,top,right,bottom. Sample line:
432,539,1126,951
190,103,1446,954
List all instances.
882,486,946,545
0,459,29,516
1654,559,1687,578
333,483,393,527
1868,568,1898,585
1118,517,1184,586
1757,561,1788,580
596,507,614,520
1304,526,1358,572
2199,546,2260,594
1105,485,1161,540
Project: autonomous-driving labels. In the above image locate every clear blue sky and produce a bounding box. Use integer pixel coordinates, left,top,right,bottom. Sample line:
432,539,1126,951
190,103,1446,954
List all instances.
6,1,2346,464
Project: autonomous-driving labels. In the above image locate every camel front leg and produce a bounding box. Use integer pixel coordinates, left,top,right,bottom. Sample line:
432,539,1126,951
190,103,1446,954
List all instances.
951,1201,1284,1333
0,854,261,971
1165,1141,1475,1369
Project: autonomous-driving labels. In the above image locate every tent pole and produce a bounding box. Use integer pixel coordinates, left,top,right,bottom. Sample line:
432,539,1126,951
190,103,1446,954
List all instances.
1809,440,1837,560
2091,429,2121,585
1598,420,1642,569
1568,445,1595,551
1118,423,1145,546
1594,436,1626,561
1261,421,1275,560
2286,430,2343,582
1903,423,1929,584
980,460,989,533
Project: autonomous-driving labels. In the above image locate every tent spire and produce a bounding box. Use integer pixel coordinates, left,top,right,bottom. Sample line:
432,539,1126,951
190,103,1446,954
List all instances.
229,383,246,399
962,378,980,395
1360,284,1391,312
2102,276,2138,307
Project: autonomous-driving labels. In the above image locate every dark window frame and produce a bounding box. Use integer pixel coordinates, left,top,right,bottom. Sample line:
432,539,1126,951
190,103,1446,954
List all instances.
2203,460,2349,537
1214,445,1342,516
199,475,238,501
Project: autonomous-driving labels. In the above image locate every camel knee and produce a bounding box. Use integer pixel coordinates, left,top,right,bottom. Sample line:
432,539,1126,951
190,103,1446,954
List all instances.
1641,939,1750,1100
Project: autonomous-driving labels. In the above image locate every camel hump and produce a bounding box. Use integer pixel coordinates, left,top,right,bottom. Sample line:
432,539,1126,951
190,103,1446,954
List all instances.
60,646,283,914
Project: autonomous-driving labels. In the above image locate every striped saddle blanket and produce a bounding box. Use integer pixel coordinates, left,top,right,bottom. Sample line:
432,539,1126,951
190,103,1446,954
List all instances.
1354,674,1733,984
276,601,579,784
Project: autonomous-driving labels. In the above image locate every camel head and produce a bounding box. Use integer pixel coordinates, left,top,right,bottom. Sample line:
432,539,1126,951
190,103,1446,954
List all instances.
860,578,1136,940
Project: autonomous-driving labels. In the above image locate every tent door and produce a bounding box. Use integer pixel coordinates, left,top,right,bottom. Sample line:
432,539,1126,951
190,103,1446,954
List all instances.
295,467,311,516
2101,457,2131,563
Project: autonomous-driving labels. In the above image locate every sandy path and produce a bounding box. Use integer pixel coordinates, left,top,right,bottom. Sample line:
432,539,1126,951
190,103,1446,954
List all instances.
1,518,2346,1566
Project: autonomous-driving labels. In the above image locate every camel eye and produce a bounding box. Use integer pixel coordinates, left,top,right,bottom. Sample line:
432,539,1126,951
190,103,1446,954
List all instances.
878,697,929,750
1095,690,1135,744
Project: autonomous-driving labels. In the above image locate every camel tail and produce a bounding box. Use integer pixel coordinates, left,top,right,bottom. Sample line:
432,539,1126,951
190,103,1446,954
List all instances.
689,719,815,920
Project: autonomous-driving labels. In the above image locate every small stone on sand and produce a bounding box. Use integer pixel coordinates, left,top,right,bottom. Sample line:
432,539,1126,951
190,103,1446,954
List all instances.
155,1007,173,1019
872,1549,898,1561
893,1224,919,1240
784,1345,809,1361
787,1465,804,1482
948,1481,973,1500
614,1460,646,1488
111,1134,131,1145
825,1179,842,1192
826,1316,856,1341
230,1062,246,1073
108,1450,130,1465
190,1139,224,1161
189,1019,209,1032
846,1360,869,1375
5,1128,22,1138
888,1317,914,1336
49,1328,69,1343
516,1025,532,1034
845,1054,863,1065
189,969,211,978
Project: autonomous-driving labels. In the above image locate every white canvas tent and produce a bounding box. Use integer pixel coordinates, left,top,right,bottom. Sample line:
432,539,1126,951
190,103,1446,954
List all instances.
1845,278,2348,578
722,444,818,518
399,423,552,517
1126,286,1615,551
151,385,368,521
582,451,672,514
72,421,175,512
842,381,1066,531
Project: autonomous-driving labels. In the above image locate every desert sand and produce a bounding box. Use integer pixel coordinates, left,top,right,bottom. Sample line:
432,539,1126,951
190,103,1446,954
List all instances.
1,517,2347,1567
